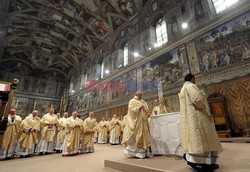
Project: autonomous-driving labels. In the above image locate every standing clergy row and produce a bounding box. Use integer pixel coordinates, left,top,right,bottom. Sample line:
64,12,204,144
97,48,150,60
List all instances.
97,114,125,145
0,108,100,159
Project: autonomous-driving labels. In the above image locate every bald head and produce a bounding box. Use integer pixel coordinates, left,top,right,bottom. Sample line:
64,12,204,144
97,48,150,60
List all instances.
72,111,78,118
49,108,54,114
89,112,94,118
9,108,16,116
113,114,117,119
32,110,38,117
63,112,68,118
154,99,159,105
135,91,143,100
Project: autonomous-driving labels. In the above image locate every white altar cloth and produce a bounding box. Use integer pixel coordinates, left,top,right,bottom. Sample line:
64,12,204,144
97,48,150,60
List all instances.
150,112,183,156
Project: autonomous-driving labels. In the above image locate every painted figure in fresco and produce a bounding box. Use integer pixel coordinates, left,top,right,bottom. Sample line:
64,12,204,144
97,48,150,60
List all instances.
127,26,134,38
194,0,205,20
38,82,46,94
95,20,108,36
177,48,188,77
58,86,64,96
144,12,150,25
93,0,103,7
118,0,134,17
112,17,123,32
201,51,209,72
163,67,171,84
145,68,154,82
82,99,87,109
35,54,49,67
190,56,198,73
210,50,218,69
153,64,160,80
23,79,29,92
171,16,179,35
217,50,226,67
242,44,250,60
224,53,231,65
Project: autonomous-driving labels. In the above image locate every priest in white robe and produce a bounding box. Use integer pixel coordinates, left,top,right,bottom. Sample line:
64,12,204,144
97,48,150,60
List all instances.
37,108,58,155
94,118,98,143
151,99,160,116
0,108,22,160
98,117,108,144
55,112,62,153
81,112,98,153
58,112,68,150
122,91,151,158
179,74,223,170
106,117,111,144
16,110,40,157
109,114,122,145
62,111,82,156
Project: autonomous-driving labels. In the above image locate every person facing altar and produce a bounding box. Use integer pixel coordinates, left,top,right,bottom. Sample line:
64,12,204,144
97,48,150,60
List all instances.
151,99,167,116
152,99,160,116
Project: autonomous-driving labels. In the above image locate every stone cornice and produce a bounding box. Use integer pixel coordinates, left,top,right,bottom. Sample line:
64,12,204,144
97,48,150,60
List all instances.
15,92,60,101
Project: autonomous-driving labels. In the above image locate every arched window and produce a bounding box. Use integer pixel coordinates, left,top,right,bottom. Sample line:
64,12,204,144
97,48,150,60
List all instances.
155,18,168,46
212,0,238,13
123,43,129,66
101,61,104,79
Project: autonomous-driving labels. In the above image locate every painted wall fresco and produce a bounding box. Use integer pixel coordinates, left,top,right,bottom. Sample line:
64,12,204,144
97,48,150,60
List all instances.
34,99,60,116
111,69,137,100
196,12,250,73
141,45,190,88
11,97,60,118
12,97,29,117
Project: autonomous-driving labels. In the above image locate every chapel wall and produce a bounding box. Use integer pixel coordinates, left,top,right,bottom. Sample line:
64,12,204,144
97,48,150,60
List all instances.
0,69,66,118
68,1,250,136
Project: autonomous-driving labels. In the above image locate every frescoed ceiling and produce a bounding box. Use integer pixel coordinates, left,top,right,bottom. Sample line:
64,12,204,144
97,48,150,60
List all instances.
1,0,140,79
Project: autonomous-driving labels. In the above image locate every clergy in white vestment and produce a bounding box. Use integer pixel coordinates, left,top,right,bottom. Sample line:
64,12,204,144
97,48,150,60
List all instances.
58,112,68,149
55,112,62,153
120,115,127,143
109,114,122,145
179,74,223,170
0,108,22,160
16,110,40,157
37,108,58,155
106,118,111,143
121,115,127,131
122,91,151,158
62,111,82,156
151,99,160,116
81,112,98,153
94,118,98,143
97,117,108,144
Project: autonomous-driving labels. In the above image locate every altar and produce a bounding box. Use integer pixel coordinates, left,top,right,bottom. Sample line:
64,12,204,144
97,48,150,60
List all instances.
150,112,183,156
